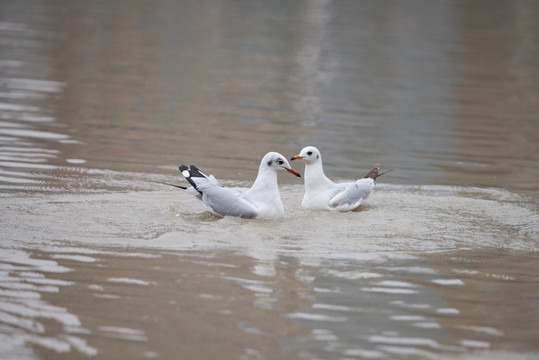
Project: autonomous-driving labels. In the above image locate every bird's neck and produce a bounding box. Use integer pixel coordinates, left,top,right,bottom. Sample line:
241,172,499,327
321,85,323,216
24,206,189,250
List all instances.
249,167,279,197
304,161,333,189
248,167,284,217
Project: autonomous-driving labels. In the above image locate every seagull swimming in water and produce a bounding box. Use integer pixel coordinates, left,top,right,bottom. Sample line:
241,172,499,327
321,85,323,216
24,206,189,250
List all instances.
290,146,390,211
178,152,301,218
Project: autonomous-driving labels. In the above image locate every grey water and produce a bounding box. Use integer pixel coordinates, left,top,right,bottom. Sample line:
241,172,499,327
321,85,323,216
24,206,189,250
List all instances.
1,1,538,359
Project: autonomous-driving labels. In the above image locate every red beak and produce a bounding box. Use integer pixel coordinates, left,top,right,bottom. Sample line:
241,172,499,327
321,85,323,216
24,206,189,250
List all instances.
285,167,301,177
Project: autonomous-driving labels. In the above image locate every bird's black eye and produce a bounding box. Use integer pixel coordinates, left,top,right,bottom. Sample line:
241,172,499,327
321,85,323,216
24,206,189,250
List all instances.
278,159,284,165
307,151,313,156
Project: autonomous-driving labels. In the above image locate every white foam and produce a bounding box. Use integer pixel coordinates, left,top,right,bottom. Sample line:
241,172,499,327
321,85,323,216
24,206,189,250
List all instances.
432,279,465,286
369,335,439,348
286,312,347,322
107,278,151,286
460,339,490,349
361,287,417,294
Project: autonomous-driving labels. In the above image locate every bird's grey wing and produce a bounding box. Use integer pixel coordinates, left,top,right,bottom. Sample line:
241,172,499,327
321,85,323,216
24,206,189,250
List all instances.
328,178,374,211
202,186,258,218
180,165,257,217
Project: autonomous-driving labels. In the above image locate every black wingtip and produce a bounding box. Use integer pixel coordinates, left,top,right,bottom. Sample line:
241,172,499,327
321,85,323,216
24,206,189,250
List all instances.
178,164,205,195
179,165,202,194
188,165,206,178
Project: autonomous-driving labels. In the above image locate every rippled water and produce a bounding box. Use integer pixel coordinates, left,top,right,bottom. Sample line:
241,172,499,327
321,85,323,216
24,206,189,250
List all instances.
1,1,538,359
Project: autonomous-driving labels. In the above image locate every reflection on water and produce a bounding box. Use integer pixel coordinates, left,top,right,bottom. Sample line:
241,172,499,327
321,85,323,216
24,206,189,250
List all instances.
0,248,96,358
1,231,538,359
2,181,538,358
1,0,538,359
1,0,535,190
0,1,73,189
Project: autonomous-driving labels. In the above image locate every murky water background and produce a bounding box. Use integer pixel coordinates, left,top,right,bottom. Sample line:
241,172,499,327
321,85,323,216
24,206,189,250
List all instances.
1,0,538,359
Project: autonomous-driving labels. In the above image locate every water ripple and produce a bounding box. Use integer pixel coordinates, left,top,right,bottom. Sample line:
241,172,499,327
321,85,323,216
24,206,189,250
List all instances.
0,249,97,358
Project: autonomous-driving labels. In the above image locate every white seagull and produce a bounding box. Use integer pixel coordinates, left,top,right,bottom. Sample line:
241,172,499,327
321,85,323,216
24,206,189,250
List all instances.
290,146,389,211
178,152,301,218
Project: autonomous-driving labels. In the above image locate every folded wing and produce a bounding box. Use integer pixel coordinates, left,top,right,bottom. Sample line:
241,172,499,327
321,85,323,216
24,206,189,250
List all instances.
180,165,258,218
328,178,375,211
202,186,258,218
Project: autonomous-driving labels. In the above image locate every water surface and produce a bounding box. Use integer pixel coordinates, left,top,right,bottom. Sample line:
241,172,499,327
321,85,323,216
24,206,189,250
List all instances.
1,1,538,359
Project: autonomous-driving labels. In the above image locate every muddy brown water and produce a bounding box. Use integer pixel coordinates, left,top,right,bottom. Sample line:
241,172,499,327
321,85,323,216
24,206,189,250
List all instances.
1,1,538,359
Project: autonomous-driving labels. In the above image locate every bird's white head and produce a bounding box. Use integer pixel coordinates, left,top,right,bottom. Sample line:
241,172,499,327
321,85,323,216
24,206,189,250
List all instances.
290,146,321,165
262,152,301,177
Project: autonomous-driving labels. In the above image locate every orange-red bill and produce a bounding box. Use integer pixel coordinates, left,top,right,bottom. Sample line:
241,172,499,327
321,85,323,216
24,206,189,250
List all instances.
290,155,303,161
285,167,301,177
